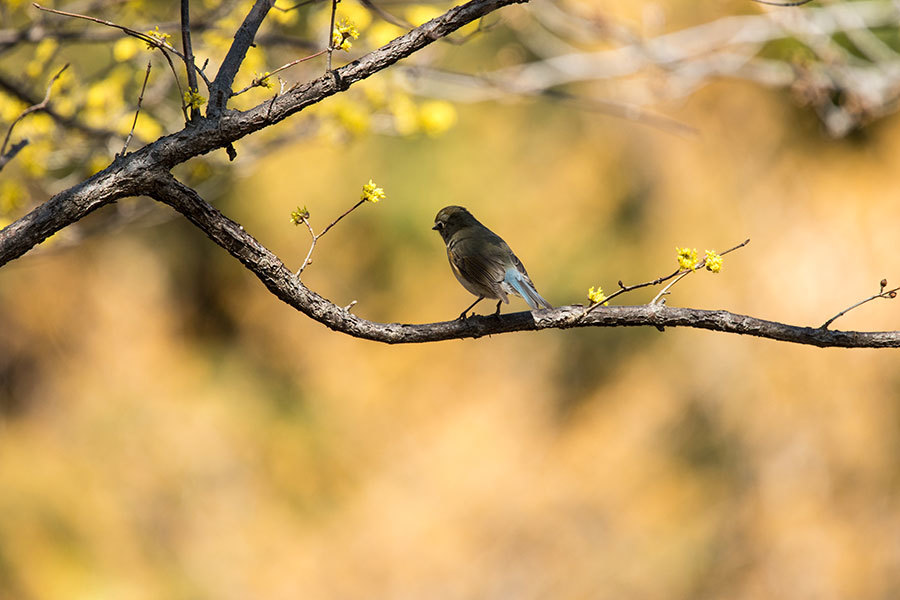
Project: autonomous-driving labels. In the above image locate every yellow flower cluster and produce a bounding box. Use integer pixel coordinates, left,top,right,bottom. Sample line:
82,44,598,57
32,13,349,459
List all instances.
587,286,608,306
676,246,724,273
183,90,206,109
144,26,171,50
361,179,385,203
676,247,698,270
254,72,273,89
705,250,723,273
290,206,310,225
332,19,360,52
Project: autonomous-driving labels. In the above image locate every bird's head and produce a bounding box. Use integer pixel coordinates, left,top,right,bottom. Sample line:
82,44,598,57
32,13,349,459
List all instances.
432,205,478,242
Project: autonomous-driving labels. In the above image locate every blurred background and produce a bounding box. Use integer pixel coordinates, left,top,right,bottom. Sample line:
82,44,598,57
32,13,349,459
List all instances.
3,0,900,598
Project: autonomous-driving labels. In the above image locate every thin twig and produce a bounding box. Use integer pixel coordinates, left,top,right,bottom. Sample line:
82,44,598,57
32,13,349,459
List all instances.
651,238,751,304
274,0,326,12
181,0,200,119
751,0,814,6
0,63,68,157
821,280,900,329
326,0,338,71
296,199,366,275
651,269,694,304
584,238,750,315
32,3,210,89
33,3,192,121
231,49,328,97
0,140,27,172
265,78,287,119
297,216,318,274
118,60,152,159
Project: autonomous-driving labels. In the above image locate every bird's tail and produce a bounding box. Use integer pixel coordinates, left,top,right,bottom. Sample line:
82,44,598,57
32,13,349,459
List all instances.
504,268,553,310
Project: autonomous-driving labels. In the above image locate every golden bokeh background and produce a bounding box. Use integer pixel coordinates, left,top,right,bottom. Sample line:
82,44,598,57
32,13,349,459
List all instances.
3,1,900,598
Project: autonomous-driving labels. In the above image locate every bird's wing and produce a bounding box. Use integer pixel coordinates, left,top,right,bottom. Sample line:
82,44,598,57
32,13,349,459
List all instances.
448,235,509,296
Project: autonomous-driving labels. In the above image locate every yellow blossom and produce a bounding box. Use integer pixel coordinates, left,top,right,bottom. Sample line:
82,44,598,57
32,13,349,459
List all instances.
705,250,723,273
144,26,172,49
361,179,385,203
254,72,273,89
290,206,310,224
183,90,206,109
587,286,608,306
332,19,360,52
676,246,698,270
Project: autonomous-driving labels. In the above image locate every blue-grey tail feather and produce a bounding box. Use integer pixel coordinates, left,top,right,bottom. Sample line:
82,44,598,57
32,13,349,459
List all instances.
504,269,552,310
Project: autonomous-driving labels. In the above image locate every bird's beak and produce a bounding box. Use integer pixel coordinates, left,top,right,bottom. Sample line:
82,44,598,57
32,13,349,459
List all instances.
432,224,440,231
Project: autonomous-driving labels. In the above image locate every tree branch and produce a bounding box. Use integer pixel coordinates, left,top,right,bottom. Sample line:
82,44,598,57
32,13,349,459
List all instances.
0,0,530,264
142,170,900,348
208,0,276,117
180,0,200,119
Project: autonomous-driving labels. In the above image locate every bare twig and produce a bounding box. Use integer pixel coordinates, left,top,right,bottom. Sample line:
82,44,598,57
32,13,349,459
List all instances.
33,3,193,121
32,3,210,89
118,60,152,159
326,0,338,71
821,279,900,329
651,269,695,305
0,63,68,159
752,0,814,6
296,198,366,275
231,49,328,97
0,140,27,172
180,0,200,119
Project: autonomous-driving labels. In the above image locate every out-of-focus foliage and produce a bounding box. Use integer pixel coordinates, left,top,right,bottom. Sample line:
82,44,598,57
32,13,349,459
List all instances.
3,1,900,599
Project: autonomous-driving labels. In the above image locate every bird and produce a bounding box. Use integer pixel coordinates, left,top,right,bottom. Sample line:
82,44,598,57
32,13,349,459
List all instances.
433,205,552,319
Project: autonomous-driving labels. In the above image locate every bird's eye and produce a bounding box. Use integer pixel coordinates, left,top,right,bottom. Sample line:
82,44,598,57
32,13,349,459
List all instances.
435,222,444,229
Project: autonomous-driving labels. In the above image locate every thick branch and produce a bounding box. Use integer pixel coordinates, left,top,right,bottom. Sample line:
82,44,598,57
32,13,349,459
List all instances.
143,171,900,348
0,160,149,261
208,0,275,116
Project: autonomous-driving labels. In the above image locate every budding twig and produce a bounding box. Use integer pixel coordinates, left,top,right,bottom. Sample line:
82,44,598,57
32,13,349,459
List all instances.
583,238,750,316
820,279,900,329
232,50,329,97
32,3,210,88
118,60,152,159
326,0,339,71
33,2,195,121
0,63,69,161
295,199,366,276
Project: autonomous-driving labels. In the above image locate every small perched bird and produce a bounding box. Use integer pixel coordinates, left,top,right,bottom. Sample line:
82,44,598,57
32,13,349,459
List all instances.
433,205,552,319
